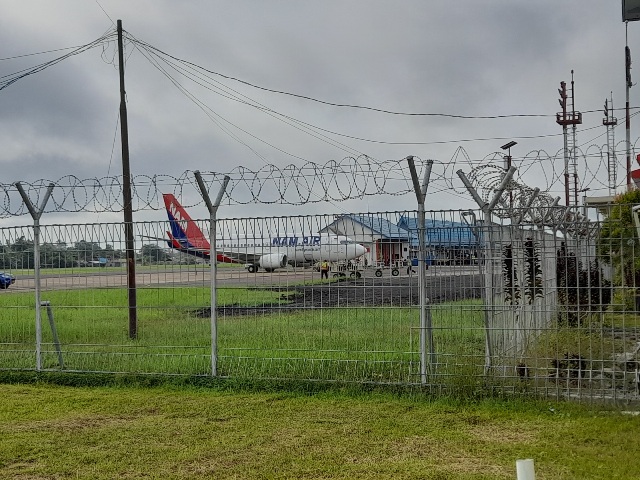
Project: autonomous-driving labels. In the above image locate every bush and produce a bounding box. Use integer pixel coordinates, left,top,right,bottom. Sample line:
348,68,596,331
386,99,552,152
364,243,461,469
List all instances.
610,288,638,312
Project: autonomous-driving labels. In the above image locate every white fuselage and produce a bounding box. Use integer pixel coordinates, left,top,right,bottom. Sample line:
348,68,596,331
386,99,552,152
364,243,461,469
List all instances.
218,233,366,269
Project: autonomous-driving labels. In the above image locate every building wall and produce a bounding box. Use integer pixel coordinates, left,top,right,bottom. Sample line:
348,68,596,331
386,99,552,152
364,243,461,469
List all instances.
323,217,411,267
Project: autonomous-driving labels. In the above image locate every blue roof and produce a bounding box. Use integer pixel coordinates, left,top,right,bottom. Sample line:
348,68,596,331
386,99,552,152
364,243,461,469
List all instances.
398,216,477,247
337,214,411,240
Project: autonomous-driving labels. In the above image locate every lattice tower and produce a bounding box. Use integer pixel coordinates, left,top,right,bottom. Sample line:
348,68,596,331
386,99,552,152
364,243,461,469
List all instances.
603,95,618,196
556,72,582,207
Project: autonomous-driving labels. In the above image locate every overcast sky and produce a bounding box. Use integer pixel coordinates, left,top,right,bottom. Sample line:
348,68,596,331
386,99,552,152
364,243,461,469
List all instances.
1,0,639,222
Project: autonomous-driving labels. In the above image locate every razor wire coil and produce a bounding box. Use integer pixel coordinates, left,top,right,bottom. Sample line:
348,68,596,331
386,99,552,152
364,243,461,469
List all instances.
0,146,634,225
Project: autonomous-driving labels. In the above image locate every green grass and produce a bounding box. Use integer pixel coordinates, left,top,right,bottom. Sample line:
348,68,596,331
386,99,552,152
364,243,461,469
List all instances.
603,310,640,329
0,383,638,479
0,287,487,386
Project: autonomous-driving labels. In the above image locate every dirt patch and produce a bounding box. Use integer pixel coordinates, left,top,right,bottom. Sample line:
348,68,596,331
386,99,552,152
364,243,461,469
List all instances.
195,273,483,317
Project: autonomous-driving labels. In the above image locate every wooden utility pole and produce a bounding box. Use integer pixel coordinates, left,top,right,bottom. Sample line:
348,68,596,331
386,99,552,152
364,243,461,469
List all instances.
117,20,138,339
625,25,633,190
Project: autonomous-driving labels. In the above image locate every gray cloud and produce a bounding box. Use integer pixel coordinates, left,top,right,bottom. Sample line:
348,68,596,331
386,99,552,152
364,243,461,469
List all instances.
0,0,637,218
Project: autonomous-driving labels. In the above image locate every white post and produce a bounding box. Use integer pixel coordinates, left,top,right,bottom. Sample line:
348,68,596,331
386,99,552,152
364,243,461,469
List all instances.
516,459,536,480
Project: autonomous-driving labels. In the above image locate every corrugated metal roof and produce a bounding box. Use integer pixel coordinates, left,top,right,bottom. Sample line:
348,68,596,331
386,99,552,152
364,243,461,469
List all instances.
398,216,477,247
335,214,411,240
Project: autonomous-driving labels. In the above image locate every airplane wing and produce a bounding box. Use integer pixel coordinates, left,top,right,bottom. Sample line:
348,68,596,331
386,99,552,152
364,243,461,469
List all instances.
141,235,173,245
141,233,211,259
214,248,261,265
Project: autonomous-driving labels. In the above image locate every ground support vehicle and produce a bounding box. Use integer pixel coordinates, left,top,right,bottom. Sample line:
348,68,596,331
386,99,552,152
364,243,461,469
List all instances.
331,261,363,279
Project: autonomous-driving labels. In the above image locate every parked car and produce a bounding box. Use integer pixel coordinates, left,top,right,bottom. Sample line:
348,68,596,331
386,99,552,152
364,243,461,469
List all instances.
0,272,16,289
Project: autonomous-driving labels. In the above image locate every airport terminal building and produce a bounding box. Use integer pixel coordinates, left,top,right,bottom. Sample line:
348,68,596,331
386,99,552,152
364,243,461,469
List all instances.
322,213,477,266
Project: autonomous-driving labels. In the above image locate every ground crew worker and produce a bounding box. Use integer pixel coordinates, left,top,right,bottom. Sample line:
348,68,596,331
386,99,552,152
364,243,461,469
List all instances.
320,260,329,279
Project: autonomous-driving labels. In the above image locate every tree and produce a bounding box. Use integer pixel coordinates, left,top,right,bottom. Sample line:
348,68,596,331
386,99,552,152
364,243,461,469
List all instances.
73,240,102,266
597,189,640,310
557,242,611,326
140,244,171,264
10,236,34,269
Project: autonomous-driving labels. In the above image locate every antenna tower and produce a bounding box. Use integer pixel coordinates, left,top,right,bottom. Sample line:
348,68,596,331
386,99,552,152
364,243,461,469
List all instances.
603,94,618,196
556,70,583,206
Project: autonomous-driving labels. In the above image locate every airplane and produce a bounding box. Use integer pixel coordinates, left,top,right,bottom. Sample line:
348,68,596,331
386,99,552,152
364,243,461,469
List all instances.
161,193,366,273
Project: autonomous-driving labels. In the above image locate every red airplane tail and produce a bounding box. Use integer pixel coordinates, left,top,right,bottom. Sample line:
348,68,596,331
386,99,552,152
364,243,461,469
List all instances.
163,194,210,257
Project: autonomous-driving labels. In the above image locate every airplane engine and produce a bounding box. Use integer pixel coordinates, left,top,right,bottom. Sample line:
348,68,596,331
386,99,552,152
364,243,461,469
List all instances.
259,253,288,271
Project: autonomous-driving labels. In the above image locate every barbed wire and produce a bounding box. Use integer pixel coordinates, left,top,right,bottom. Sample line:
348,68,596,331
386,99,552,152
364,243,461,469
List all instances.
0,156,418,217
1,142,637,219
458,161,601,236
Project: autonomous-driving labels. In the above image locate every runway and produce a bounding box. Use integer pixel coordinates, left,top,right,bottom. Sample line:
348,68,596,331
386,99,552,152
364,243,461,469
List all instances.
2,265,481,293
4,267,313,292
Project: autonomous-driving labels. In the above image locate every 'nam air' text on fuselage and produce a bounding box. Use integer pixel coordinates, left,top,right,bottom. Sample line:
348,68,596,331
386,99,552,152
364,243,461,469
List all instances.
271,236,321,247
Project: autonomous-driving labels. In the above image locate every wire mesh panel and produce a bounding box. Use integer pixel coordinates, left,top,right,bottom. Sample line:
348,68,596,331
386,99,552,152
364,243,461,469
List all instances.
0,202,638,403
536,201,640,403
461,202,640,402
0,225,38,369
0,221,213,375
214,212,421,384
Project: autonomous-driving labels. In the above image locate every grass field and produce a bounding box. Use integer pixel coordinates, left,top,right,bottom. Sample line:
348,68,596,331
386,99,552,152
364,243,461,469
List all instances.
0,286,488,387
1,382,639,479
2,283,639,478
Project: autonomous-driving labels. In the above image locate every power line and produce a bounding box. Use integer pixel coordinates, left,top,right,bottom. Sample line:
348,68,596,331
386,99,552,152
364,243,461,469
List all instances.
0,46,89,62
131,37,640,121
0,31,116,92
129,35,629,150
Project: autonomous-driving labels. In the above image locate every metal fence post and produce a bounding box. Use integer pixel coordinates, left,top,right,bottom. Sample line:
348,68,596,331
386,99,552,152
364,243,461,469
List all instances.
15,182,54,371
513,188,540,227
456,167,516,374
407,156,433,384
40,301,64,369
194,171,230,377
